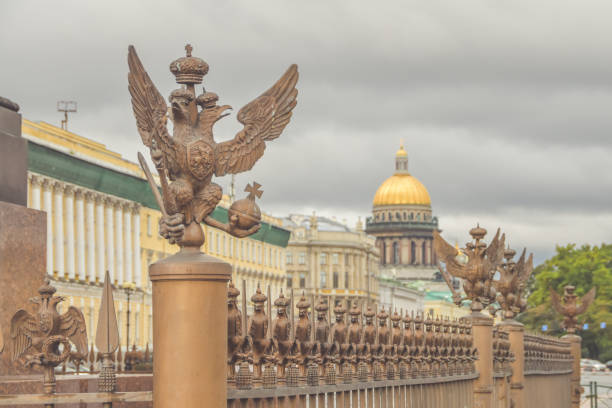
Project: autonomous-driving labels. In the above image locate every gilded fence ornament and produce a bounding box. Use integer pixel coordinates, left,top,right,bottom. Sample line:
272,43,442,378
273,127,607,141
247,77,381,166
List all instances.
128,45,298,247
228,281,250,380
314,298,335,380
348,302,363,376
295,294,315,376
434,225,506,311
248,285,272,378
550,285,596,334
331,302,352,379
272,290,292,378
493,247,534,319
9,280,88,394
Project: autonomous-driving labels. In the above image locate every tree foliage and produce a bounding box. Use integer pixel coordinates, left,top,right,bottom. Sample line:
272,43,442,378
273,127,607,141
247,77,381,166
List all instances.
517,244,612,362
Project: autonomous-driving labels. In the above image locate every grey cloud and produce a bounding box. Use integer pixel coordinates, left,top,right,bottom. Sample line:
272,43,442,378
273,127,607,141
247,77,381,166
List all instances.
1,0,611,264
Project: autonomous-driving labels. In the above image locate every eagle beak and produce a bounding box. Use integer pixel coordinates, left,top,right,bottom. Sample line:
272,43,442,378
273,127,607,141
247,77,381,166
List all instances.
217,105,232,121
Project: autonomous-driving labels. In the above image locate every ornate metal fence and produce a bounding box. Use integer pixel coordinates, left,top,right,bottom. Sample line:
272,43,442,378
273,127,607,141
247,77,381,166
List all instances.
523,333,573,408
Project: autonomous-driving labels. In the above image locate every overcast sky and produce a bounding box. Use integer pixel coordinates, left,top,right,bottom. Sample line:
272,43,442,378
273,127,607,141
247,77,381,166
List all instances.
2,1,611,264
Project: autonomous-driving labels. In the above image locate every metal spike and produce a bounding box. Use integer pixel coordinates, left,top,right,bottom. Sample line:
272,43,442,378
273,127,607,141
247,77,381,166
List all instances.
95,271,119,355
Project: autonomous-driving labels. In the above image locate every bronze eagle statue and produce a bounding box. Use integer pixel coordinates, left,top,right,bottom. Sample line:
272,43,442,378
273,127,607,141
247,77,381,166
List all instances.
433,225,505,312
128,44,298,245
550,285,596,333
9,281,87,393
493,247,533,319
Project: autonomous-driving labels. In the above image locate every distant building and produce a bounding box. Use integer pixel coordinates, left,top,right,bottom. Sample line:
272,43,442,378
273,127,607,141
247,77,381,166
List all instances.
23,119,290,348
377,274,424,313
281,213,380,306
366,144,446,289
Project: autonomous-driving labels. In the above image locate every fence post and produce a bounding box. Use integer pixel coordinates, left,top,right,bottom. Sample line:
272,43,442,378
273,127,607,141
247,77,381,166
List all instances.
499,320,525,408
470,312,494,408
562,334,582,408
149,231,231,408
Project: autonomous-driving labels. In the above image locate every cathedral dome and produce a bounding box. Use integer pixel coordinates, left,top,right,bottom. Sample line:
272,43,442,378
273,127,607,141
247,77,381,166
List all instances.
373,174,431,206
372,144,431,207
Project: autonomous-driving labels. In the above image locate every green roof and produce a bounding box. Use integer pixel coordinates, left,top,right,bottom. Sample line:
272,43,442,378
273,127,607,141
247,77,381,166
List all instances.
424,291,454,302
27,141,290,248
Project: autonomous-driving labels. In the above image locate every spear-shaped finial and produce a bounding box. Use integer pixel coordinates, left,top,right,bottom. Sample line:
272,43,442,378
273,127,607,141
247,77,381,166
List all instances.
96,271,120,392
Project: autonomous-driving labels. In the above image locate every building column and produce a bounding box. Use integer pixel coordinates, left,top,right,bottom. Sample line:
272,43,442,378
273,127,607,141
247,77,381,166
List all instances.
384,238,392,265
30,174,42,210
105,198,115,284
416,239,423,265
53,182,65,278
115,202,124,285
95,195,105,283
75,189,86,282
133,205,142,288
65,186,76,280
124,204,133,284
42,179,53,276
85,192,95,283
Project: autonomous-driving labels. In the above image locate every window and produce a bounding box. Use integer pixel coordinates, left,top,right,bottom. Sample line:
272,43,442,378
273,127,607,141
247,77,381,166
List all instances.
320,271,327,287
287,274,293,288
222,235,226,256
268,248,272,266
332,253,339,265
299,273,306,288
209,232,214,252
393,242,400,265
229,239,233,257
216,233,220,255
345,254,350,265
146,215,152,236
382,213,385,221
241,242,245,260
333,271,339,288
286,252,293,264
298,252,306,265
345,271,349,288
320,253,327,265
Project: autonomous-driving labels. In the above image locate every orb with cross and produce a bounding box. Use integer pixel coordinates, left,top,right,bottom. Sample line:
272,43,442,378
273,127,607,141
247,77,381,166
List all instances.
228,182,263,232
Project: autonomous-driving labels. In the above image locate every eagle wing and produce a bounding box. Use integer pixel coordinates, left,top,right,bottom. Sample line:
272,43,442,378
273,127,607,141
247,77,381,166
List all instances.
9,309,38,361
550,288,564,315
484,228,505,274
128,46,178,168
59,306,88,357
433,230,468,279
516,249,534,284
576,287,596,314
214,64,299,177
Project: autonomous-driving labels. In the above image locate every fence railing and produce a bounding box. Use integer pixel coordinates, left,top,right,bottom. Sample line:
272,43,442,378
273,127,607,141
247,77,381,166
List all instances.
0,279,582,408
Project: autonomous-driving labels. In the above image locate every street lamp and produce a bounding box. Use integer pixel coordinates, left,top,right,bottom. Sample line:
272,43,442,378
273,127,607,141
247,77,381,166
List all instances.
122,282,137,352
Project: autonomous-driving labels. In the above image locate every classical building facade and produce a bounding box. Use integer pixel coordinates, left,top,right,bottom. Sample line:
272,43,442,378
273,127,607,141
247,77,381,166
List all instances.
23,119,290,349
281,214,380,306
366,145,442,284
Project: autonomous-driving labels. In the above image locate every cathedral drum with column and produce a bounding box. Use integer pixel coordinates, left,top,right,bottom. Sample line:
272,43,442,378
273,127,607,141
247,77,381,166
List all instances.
366,145,442,286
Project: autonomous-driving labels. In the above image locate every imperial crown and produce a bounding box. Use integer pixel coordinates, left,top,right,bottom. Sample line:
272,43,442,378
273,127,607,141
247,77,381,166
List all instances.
169,44,209,84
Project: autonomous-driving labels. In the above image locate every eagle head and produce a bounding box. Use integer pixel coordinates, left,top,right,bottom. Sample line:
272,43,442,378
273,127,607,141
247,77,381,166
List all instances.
169,88,194,123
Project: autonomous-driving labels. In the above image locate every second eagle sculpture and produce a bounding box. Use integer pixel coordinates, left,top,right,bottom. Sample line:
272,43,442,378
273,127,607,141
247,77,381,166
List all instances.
128,44,298,245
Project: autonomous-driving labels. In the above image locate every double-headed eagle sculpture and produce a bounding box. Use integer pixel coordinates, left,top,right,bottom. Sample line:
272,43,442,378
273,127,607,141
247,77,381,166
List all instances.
493,248,533,319
433,225,506,312
128,44,298,246
550,285,596,334
9,280,88,393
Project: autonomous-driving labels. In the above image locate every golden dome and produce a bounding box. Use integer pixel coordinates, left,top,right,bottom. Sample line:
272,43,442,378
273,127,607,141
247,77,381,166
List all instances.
373,173,431,206
396,145,407,157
